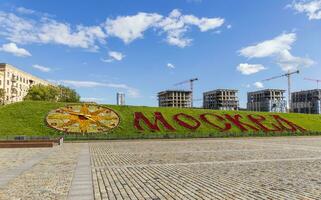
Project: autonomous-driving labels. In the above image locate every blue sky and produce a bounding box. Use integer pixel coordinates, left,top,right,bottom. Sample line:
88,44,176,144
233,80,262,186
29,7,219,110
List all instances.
0,0,320,107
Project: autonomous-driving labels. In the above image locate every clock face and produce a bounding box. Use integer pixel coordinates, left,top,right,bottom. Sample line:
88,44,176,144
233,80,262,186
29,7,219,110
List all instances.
46,104,120,134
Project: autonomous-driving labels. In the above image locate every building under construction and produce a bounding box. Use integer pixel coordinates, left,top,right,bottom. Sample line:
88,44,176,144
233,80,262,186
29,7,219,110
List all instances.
247,89,287,113
291,89,321,114
158,90,192,108
203,89,239,110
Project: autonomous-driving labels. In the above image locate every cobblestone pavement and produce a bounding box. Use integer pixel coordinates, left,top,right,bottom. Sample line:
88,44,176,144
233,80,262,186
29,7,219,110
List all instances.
90,137,321,200
1,137,321,200
0,143,84,200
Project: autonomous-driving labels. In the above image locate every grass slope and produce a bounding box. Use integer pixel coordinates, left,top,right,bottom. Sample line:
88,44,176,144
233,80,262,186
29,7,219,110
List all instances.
0,101,321,140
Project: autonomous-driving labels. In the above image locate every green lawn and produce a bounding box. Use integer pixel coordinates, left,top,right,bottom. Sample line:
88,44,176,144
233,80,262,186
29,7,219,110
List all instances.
0,101,321,140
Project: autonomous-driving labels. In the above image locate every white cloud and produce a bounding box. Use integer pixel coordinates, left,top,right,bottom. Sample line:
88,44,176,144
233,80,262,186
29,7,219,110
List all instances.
254,81,264,89
239,33,314,71
277,50,315,71
16,7,35,15
239,33,296,58
0,42,31,57
54,80,140,98
167,63,175,69
109,51,124,61
105,9,224,48
105,12,163,44
157,9,224,47
0,12,106,50
290,0,321,20
32,64,51,72
0,9,224,50
227,24,232,29
237,63,266,75
102,51,125,62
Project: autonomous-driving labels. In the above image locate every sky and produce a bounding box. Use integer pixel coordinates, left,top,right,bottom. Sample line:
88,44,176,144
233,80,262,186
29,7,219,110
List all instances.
0,0,320,108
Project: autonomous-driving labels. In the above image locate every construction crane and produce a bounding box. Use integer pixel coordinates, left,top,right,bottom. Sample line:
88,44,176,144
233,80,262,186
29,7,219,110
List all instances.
262,70,299,112
304,77,321,89
174,78,199,107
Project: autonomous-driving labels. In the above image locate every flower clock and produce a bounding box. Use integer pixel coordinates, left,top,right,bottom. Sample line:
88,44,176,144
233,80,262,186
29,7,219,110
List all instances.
46,104,120,134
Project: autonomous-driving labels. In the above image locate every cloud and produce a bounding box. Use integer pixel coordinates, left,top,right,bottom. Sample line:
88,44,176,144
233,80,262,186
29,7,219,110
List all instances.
237,63,266,75
105,9,224,48
53,80,140,98
157,9,224,47
105,12,163,44
0,12,106,50
227,24,232,29
254,81,264,89
239,33,314,71
32,64,51,72
167,63,175,69
16,7,36,15
239,33,296,58
0,9,224,50
277,50,315,71
0,42,31,57
290,0,321,20
102,51,124,62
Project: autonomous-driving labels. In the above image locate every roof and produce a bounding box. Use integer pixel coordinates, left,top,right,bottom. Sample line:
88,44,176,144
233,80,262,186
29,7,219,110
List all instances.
0,63,52,85
248,89,286,94
292,89,321,94
158,90,192,95
204,89,238,94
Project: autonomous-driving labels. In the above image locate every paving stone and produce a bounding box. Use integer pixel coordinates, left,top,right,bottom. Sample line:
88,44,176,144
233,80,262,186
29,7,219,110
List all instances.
1,137,321,199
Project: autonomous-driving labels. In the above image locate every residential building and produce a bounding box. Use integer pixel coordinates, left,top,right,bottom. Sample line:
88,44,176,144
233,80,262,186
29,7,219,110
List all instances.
116,92,125,105
292,89,321,114
203,89,239,110
0,63,50,104
247,89,287,113
158,90,192,108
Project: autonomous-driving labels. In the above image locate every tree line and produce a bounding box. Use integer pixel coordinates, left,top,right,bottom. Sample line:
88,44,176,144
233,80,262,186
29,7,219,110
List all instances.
0,84,80,105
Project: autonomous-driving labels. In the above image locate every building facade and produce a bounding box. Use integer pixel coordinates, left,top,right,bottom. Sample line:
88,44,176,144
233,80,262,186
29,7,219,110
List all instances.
292,89,321,114
203,89,239,110
0,63,50,104
116,92,125,105
158,90,192,108
247,89,287,113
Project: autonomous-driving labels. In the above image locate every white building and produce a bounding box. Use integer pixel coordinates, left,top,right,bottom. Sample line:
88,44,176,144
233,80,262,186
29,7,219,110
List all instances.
0,63,51,104
116,92,125,105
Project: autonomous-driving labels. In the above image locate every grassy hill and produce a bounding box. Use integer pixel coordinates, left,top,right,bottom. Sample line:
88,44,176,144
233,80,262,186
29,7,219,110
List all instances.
0,101,321,140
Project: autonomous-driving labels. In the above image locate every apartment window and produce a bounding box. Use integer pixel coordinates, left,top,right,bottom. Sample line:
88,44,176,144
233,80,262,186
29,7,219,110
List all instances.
7,80,9,85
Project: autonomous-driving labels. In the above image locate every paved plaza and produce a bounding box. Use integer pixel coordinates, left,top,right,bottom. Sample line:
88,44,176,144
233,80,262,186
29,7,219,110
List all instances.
1,137,321,199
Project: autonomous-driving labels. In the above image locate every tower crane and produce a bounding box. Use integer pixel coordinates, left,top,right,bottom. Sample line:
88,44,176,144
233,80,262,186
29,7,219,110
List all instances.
304,77,321,89
174,78,198,107
262,70,299,112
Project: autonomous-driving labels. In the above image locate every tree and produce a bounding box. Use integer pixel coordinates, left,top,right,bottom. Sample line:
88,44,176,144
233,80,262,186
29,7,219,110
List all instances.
58,85,80,102
0,88,5,105
24,84,80,103
24,84,60,102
